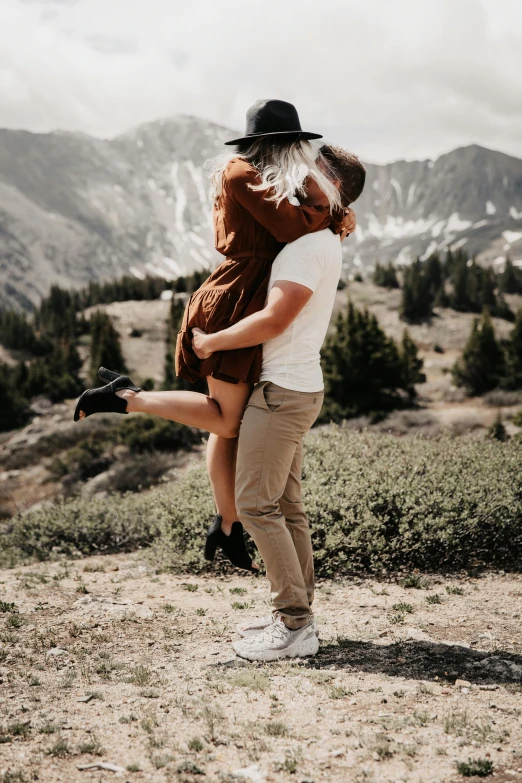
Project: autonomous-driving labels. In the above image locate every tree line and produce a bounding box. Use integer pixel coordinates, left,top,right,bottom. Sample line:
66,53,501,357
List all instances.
0,273,206,431
372,252,520,324
3,257,521,434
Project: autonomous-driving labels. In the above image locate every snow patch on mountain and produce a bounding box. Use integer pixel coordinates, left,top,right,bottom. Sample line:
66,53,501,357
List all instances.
390,178,402,203
446,213,472,233
502,230,522,245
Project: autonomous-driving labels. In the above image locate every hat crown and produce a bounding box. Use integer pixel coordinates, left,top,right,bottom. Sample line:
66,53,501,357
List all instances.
223,99,322,145
244,99,302,137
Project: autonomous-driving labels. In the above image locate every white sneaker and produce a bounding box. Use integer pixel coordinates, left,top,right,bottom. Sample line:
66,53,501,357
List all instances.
237,615,319,638
233,618,319,662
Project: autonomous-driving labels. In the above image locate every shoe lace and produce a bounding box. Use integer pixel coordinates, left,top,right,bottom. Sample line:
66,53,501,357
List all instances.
262,620,288,643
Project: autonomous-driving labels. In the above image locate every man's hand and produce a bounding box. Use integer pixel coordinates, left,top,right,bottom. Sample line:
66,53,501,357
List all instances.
192,327,213,360
340,207,356,241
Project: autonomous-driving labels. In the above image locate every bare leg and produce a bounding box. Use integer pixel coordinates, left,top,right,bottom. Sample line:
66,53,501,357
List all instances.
207,434,239,534
114,377,252,439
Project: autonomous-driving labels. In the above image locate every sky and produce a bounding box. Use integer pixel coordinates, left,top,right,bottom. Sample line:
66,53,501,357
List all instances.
0,0,521,164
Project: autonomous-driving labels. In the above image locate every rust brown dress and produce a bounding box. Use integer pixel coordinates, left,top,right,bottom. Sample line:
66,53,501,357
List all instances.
175,157,339,385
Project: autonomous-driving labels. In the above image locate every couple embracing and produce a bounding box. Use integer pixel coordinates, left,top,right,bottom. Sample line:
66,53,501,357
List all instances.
75,99,366,662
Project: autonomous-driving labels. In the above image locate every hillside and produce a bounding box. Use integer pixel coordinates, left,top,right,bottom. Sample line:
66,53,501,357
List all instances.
1,279,522,521
1,116,522,310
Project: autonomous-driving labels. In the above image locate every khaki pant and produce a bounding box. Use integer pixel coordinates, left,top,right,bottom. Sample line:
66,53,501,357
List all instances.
236,381,324,630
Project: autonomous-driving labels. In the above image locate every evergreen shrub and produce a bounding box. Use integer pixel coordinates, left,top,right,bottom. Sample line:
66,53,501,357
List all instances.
2,428,521,575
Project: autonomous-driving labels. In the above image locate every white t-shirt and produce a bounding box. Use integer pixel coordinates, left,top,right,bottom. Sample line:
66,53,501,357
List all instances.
259,228,342,392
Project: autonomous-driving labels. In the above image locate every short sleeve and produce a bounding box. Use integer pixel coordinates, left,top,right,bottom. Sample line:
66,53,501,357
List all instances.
272,235,326,293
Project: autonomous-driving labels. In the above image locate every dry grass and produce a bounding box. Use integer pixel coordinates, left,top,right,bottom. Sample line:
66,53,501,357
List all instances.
0,555,521,782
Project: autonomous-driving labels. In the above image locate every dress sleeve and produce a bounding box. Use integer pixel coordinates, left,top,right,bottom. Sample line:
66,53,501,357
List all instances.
225,160,338,243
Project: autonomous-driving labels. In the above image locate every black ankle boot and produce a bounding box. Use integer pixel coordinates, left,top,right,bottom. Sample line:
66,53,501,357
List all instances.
74,371,141,422
204,515,255,572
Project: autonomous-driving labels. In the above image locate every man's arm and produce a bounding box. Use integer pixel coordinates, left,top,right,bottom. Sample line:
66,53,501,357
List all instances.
192,281,313,359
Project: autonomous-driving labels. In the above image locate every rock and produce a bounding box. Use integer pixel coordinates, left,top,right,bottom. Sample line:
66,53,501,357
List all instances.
405,627,431,641
81,471,113,497
77,762,126,773
232,764,266,782
77,694,95,703
509,663,522,679
73,595,153,621
478,656,520,678
208,658,248,669
120,563,156,578
46,648,67,657
455,679,471,688
438,639,471,649
478,632,495,640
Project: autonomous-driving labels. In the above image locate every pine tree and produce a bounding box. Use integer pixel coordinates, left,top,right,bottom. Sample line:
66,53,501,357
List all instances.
321,301,422,420
501,308,522,390
479,266,497,311
400,259,433,323
499,258,522,295
373,261,399,289
451,253,471,312
399,330,426,397
89,311,127,384
452,310,504,395
424,253,443,297
0,363,29,432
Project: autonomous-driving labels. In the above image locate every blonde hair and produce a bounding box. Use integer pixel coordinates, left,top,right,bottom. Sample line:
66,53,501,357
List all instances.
207,138,342,212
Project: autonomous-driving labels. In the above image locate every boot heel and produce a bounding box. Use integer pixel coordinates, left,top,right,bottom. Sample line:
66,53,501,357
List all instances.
204,537,218,563
204,514,223,563
97,367,120,384
96,367,141,393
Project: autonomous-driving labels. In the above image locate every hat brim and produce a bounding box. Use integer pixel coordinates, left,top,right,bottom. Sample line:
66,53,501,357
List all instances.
224,130,323,146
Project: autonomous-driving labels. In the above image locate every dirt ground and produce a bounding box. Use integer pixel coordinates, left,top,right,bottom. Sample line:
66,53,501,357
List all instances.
1,556,522,783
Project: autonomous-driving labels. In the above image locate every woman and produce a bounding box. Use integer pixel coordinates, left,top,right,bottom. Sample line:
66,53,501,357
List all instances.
74,99,356,570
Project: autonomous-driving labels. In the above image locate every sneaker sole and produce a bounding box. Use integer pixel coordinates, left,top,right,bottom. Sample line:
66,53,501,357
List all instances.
233,631,319,662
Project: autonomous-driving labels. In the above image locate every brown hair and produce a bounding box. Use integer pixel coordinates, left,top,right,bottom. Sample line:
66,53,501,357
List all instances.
320,144,366,206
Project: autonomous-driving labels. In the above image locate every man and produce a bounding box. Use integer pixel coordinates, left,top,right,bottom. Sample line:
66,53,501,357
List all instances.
192,145,366,661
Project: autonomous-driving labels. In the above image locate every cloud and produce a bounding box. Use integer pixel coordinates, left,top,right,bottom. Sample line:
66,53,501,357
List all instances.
0,0,521,163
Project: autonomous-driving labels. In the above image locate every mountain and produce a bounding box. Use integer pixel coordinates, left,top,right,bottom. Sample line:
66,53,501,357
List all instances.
0,116,229,311
349,144,522,275
1,116,522,310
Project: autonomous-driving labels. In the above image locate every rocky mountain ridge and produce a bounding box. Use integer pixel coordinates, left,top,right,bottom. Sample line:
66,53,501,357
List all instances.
1,115,521,310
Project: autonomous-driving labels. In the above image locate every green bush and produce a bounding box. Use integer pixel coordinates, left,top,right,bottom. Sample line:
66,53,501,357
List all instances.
115,416,201,452
0,492,165,566
2,427,521,575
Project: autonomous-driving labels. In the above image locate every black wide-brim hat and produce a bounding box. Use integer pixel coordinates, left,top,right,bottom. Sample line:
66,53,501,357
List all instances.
224,99,322,146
